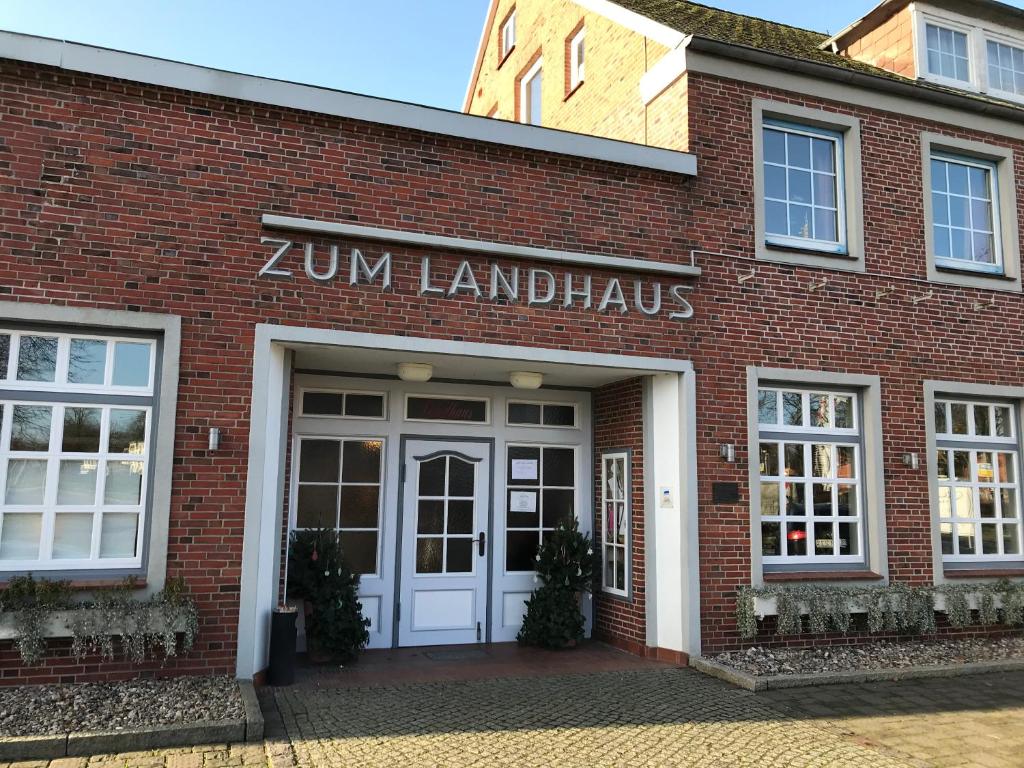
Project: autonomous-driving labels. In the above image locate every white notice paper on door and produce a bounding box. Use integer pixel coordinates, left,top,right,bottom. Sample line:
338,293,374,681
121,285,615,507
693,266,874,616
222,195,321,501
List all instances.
511,459,538,480
509,490,538,513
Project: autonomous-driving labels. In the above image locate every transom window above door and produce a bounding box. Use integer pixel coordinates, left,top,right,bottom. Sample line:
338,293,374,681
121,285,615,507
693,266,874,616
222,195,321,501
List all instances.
762,119,846,254
506,401,577,428
294,437,383,575
300,389,386,419
405,395,489,424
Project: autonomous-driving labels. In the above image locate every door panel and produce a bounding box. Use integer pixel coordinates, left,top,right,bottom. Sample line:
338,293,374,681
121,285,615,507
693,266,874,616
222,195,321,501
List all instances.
398,440,491,646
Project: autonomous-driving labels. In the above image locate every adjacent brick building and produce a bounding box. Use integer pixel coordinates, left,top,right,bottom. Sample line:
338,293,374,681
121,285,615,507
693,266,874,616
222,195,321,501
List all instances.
5,0,1024,685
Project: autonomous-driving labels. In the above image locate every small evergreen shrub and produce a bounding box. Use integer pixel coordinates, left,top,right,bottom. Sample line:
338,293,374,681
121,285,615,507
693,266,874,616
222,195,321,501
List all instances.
517,519,595,649
288,529,370,663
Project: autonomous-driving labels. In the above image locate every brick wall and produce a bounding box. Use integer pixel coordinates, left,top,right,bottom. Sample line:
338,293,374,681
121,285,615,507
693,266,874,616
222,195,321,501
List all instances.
466,0,679,149
839,5,916,78
0,59,695,682
592,378,646,651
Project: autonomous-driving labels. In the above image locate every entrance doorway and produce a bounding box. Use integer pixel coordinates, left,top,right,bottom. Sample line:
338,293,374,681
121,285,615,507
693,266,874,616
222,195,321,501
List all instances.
397,439,492,646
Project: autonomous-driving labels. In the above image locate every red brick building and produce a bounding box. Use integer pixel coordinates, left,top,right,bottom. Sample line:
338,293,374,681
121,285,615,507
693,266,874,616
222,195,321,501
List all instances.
5,0,1024,684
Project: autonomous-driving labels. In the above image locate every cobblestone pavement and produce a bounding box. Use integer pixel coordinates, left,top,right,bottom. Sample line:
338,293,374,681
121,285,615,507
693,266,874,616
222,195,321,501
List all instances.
266,667,914,767
762,670,1024,768
13,666,1024,767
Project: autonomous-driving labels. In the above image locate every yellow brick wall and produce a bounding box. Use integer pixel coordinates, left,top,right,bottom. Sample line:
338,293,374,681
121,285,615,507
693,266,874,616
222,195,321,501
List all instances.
465,0,687,151
839,6,916,79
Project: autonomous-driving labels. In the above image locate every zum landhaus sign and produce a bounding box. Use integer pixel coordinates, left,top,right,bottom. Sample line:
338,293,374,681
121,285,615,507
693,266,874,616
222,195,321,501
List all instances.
258,237,695,321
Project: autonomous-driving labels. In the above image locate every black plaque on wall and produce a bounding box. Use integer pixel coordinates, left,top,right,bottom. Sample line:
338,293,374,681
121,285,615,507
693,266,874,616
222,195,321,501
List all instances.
711,482,740,504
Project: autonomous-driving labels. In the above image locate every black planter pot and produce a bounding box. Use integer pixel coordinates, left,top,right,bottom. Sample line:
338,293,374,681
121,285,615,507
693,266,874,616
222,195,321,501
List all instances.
267,607,297,686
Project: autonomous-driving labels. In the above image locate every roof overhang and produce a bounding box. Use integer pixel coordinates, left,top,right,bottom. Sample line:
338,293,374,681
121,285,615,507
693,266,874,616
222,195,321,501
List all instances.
0,30,697,178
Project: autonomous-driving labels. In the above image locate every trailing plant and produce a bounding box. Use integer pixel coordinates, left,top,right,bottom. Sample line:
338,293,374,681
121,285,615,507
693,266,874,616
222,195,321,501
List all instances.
1,574,198,666
287,529,369,663
735,580,1024,640
518,518,596,649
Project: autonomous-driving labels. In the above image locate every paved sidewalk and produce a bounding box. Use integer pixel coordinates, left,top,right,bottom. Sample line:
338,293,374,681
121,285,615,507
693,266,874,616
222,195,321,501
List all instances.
762,670,1024,768
266,667,913,767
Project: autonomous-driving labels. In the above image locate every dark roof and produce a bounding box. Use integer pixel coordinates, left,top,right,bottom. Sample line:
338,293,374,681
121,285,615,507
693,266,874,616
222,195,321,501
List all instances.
609,0,1024,112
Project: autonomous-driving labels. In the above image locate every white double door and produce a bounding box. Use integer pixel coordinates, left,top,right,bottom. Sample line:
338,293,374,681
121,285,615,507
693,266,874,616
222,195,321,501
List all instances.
397,439,492,646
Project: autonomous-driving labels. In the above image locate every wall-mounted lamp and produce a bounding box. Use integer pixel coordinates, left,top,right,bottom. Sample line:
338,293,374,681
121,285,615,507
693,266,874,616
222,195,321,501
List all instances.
397,362,433,383
208,427,221,452
510,371,543,390
719,443,736,463
902,452,919,470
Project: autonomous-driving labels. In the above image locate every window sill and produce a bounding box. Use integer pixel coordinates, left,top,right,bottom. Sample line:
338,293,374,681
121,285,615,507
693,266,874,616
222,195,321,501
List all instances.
763,570,883,583
765,241,855,260
564,81,584,101
943,567,1024,579
934,264,1014,281
498,47,515,70
600,588,632,602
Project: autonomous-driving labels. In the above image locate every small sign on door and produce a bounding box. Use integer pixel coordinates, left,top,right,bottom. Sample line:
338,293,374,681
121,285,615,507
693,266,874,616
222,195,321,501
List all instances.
510,459,538,480
509,490,538,513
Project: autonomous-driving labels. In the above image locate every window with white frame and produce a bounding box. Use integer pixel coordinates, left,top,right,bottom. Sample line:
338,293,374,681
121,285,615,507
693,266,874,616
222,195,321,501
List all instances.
0,329,155,570
507,401,577,428
601,450,629,595
762,120,846,254
925,23,971,83
300,389,386,419
293,437,383,575
501,10,516,60
987,39,1024,96
569,28,585,91
757,388,864,565
519,59,542,126
930,152,1001,272
505,445,575,572
934,399,1022,560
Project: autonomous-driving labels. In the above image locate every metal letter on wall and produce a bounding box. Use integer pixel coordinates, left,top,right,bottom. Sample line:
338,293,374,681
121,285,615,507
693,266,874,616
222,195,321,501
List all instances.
350,249,392,289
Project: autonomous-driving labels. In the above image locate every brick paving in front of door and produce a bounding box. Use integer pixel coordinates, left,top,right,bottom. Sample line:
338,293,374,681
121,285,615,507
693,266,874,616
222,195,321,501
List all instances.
13,662,1024,767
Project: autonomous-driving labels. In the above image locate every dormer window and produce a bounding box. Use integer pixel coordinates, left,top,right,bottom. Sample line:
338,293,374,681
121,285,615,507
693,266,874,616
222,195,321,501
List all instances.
925,23,970,83
987,39,1024,97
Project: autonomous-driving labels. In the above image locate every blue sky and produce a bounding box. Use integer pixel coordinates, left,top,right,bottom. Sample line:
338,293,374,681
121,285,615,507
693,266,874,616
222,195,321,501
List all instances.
3,1,1023,110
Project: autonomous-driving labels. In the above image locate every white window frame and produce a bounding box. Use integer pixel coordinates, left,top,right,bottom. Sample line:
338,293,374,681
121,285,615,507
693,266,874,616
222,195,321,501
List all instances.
504,442,578,575
1,330,156,397
403,393,491,425
519,58,543,126
985,33,1024,101
501,10,516,61
600,449,630,596
757,387,866,566
506,399,579,429
290,435,385,576
0,325,158,573
920,17,975,88
929,151,1003,274
569,28,586,91
298,387,388,420
933,398,1022,563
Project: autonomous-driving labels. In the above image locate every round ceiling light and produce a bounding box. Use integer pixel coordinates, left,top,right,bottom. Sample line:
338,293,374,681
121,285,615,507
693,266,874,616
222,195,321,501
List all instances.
510,371,543,390
397,362,433,382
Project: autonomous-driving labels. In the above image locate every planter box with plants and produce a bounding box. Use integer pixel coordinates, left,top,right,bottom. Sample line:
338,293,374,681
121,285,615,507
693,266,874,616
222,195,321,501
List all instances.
0,575,199,667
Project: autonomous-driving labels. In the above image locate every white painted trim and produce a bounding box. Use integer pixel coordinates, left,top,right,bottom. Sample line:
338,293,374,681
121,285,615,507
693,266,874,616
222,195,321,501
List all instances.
640,43,689,105
263,325,693,374
570,0,686,48
518,57,543,125
261,215,701,277
0,31,696,178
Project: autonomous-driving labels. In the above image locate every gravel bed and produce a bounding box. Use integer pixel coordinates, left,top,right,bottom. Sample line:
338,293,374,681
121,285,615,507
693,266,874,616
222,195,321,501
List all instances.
0,676,243,737
713,636,1024,677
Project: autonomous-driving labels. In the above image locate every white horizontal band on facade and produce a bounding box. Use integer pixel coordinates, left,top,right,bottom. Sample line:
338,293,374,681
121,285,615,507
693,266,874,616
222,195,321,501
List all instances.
0,31,697,178
261,215,702,278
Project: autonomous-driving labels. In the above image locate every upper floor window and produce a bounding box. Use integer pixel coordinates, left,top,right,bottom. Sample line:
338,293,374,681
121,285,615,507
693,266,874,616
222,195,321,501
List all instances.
987,39,1024,96
569,28,586,92
0,329,155,571
519,59,543,126
501,10,516,60
925,23,971,83
930,152,1001,273
757,388,864,565
934,399,1021,561
762,120,846,254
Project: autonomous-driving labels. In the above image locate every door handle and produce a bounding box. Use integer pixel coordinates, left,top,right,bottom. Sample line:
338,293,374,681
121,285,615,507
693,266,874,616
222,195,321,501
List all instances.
473,531,486,556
